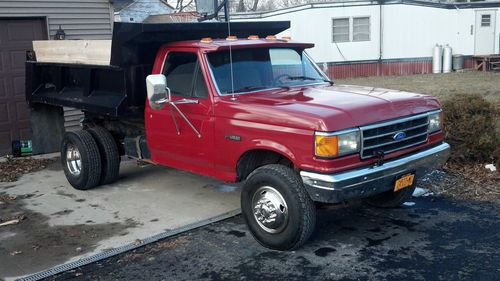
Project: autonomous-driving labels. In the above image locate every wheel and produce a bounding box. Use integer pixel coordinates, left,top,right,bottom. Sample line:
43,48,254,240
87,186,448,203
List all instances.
241,164,316,251
87,126,120,185
61,130,102,190
364,185,416,208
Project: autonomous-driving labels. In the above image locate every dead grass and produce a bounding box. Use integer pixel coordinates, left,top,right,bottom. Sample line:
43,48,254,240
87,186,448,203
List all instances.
425,163,500,204
337,71,500,105
442,93,499,163
0,157,56,182
119,236,189,263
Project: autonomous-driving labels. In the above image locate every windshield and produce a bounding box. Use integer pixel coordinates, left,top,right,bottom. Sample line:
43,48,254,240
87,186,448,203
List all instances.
207,47,329,95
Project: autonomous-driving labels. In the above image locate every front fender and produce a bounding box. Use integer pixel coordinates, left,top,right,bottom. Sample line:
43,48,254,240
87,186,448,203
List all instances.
245,139,298,164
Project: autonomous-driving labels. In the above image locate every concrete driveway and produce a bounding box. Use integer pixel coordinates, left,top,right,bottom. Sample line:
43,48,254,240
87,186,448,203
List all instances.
0,158,240,280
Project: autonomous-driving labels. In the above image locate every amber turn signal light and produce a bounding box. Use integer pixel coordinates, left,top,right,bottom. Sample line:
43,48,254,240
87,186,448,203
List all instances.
315,135,339,158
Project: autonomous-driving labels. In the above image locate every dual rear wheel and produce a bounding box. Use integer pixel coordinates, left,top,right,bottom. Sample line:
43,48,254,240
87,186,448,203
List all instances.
61,127,120,190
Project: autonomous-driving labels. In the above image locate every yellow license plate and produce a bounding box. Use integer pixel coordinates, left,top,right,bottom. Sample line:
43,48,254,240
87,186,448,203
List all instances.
394,173,415,192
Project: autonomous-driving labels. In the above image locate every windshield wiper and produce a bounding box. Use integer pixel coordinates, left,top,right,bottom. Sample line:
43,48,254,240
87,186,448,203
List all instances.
224,86,267,94
323,79,334,85
224,85,293,94
286,76,319,81
286,76,334,85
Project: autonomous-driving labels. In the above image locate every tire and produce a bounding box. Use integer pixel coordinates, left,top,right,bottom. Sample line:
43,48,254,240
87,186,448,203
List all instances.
88,126,120,185
241,164,316,251
61,130,102,190
364,185,416,208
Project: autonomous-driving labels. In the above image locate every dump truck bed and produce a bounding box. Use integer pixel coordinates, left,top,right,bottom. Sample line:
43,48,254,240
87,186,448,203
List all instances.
26,21,290,117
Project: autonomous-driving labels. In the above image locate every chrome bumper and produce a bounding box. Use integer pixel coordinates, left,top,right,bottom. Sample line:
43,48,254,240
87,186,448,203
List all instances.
300,143,450,203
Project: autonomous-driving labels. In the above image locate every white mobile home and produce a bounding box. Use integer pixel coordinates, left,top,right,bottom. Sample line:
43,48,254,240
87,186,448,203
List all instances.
233,0,500,78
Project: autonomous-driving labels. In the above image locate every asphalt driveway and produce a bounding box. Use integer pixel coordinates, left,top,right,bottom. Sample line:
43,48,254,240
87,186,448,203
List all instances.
47,196,500,281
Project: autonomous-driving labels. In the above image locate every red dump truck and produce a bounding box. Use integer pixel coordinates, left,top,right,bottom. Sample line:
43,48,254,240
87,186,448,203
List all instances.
26,22,450,250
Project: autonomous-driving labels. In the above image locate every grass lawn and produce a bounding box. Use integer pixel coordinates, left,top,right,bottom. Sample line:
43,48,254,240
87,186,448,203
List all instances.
336,71,500,105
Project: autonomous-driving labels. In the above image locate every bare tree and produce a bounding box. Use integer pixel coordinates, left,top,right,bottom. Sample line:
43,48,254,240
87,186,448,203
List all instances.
166,0,327,14
166,0,196,12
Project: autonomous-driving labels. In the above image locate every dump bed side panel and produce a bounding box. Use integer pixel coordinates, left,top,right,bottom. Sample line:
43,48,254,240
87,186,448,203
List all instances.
25,61,150,117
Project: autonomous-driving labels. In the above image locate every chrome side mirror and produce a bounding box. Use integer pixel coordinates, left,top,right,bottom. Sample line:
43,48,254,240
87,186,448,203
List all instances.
146,74,171,110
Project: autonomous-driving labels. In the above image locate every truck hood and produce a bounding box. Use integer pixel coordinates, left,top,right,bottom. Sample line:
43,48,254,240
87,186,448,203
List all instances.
215,84,441,132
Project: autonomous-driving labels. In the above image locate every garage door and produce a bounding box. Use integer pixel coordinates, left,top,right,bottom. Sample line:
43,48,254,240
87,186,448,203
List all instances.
0,18,46,156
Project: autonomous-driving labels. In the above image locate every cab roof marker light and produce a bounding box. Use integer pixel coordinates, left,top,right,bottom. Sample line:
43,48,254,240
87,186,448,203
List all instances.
265,35,277,40
200,37,212,43
226,35,238,41
247,35,259,40
281,36,291,41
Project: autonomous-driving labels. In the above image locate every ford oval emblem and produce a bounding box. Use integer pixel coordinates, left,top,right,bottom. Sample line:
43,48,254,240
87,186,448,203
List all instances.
393,132,407,141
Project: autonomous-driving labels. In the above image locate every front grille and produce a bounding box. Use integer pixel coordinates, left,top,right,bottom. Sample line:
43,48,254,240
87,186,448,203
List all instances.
360,113,429,159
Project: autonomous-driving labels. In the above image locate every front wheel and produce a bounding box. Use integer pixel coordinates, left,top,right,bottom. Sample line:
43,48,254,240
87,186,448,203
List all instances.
241,164,316,251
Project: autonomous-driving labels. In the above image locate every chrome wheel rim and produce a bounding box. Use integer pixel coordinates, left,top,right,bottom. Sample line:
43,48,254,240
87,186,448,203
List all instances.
66,144,82,176
252,186,288,234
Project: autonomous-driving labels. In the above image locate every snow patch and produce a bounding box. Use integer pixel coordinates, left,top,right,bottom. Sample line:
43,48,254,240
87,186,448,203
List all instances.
485,164,497,172
413,187,429,197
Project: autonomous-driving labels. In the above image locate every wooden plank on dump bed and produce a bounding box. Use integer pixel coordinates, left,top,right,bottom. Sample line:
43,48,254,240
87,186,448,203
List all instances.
33,40,111,65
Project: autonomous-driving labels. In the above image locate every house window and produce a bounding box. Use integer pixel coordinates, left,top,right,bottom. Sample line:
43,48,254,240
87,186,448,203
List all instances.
481,14,491,27
353,17,370,41
332,18,350,42
332,17,370,42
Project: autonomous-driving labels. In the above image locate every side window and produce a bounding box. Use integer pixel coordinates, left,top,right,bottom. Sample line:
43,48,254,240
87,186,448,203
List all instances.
162,52,208,98
193,65,208,98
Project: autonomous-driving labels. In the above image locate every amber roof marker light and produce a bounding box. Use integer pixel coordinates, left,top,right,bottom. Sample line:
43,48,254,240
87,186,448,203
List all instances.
200,37,213,43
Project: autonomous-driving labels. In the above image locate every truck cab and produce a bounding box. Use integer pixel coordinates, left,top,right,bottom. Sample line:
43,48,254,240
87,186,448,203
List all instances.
26,22,450,251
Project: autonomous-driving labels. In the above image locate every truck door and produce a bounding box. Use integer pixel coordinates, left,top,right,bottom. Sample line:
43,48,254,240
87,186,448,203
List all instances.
146,51,214,173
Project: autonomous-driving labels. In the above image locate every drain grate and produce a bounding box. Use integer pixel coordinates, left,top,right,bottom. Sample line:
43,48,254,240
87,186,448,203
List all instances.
17,209,241,281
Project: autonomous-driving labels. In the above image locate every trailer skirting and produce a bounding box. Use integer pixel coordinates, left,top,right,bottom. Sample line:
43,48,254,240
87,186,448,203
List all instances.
321,57,474,79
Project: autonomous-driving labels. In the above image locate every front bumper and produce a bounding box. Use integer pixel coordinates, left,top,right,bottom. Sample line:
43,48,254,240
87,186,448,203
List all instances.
300,143,450,203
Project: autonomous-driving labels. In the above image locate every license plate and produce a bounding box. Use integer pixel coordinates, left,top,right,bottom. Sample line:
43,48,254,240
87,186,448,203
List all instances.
394,173,415,192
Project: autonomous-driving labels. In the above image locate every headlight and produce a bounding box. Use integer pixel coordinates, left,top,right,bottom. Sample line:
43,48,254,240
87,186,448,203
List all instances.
428,111,443,133
315,129,360,158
